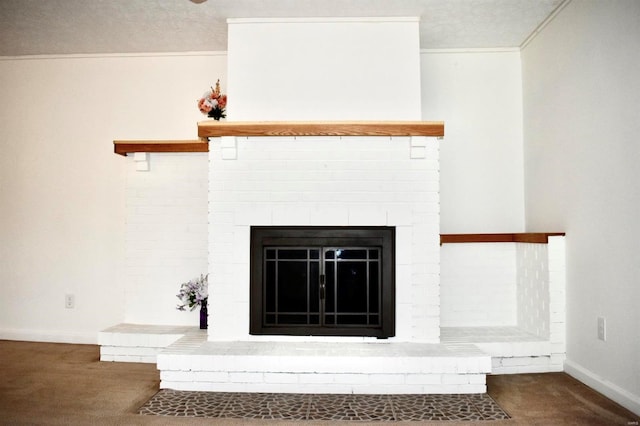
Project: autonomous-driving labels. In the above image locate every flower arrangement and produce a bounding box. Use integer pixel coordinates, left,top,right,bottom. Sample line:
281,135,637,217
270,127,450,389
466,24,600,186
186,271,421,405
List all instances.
176,274,208,311
197,79,227,120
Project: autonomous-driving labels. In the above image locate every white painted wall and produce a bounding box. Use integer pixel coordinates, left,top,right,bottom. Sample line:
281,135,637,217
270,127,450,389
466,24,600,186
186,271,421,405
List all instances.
0,41,528,345
522,0,640,414
421,51,525,233
0,53,226,342
227,18,421,120
421,50,527,329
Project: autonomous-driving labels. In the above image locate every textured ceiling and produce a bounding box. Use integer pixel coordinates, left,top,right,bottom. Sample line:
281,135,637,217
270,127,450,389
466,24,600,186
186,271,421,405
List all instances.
0,0,566,56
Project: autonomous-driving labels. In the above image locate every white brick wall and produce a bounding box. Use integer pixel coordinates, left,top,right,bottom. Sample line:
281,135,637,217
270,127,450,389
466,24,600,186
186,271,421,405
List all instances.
98,324,197,363
547,236,566,367
440,236,567,374
124,153,209,324
207,136,440,342
157,341,490,394
440,243,517,326
516,243,550,338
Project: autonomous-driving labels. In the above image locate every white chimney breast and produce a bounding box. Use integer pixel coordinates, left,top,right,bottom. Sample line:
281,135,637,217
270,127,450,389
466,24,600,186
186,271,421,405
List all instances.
207,17,440,344
226,17,422,121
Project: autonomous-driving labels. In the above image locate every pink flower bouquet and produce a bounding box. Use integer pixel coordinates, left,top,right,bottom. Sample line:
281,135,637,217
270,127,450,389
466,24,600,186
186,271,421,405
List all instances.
198,79,227,120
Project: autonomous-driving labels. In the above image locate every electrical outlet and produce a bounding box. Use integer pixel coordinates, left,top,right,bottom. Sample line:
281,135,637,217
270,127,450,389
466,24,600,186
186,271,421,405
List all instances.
597,316,606,341
65,294,75,309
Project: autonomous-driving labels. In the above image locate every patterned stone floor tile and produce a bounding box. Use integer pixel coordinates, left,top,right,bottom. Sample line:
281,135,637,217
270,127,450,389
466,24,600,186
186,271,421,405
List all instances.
308,394,395,422
139,390,510,422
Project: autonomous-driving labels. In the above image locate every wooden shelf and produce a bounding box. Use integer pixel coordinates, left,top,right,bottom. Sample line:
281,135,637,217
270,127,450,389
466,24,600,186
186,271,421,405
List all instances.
440,233,565,245
198,120,445,138
114,121,443,155
113,139,208,156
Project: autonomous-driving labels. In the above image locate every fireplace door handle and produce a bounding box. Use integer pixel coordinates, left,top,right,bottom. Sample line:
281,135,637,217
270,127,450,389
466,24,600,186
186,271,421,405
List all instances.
320,275,326,299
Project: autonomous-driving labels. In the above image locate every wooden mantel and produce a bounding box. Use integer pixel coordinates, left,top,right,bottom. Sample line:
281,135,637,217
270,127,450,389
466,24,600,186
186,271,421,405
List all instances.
198,120,445,138
113,121,444,155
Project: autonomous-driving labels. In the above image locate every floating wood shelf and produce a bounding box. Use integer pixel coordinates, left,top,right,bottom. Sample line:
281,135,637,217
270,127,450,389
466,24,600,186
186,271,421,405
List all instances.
113,139,208,156
114,121,444,155
440,233,565,245
198,120,445,138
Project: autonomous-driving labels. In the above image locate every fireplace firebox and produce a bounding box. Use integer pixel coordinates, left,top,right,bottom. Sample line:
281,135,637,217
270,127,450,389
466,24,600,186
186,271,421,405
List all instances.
250,227,395,338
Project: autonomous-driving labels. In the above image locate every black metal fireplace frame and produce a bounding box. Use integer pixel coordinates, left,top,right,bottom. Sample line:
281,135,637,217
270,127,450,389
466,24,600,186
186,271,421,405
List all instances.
250,226,395,338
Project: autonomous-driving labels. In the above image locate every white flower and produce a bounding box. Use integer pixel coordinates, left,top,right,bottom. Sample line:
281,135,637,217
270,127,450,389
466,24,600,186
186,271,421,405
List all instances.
176,274,208,311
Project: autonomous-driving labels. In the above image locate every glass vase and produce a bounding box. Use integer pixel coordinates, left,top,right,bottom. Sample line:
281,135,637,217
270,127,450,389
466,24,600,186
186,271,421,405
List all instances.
199,298,208,330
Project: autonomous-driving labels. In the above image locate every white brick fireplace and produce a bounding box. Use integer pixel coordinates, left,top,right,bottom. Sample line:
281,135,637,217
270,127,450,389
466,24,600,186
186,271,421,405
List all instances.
207,17,438,345
207,133,440,343
100,16,566,394
188,17,486,393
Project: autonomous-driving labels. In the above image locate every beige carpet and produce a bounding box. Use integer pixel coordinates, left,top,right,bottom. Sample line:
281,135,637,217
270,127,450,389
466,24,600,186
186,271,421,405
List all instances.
0,340,637,425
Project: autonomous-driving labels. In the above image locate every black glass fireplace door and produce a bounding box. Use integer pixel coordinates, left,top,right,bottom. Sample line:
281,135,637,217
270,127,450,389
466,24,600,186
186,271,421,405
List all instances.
264,247,381,327
250,226,395,338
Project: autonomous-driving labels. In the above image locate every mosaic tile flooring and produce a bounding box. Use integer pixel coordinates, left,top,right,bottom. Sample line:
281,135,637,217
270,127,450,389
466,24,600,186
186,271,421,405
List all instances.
139,390,510,422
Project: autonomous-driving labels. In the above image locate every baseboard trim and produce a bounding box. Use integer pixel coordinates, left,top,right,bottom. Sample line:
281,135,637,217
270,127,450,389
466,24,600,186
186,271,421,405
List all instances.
565,359,640,416
0,329,96,345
